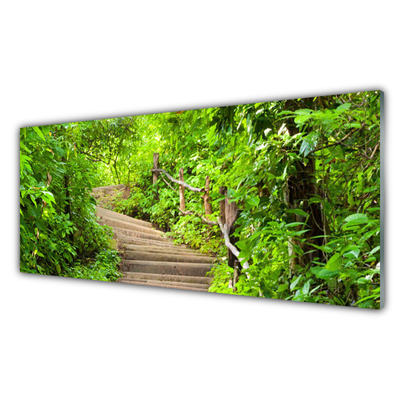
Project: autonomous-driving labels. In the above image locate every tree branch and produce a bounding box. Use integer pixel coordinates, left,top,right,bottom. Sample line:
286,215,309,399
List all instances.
217,217,249,269
151,169,205,192
162,177,178,193
310,125,364,155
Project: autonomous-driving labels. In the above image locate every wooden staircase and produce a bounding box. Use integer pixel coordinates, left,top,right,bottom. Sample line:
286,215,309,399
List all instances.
96,206,214,292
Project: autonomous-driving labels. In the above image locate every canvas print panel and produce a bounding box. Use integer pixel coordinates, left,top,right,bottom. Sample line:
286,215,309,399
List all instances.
20,91,381,308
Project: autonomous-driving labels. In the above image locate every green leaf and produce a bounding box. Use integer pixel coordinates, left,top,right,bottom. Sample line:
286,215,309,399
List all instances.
33,126,45,141
369,246,380,256
278,283,288,293
326,253,342,271
285,222,306,228
302,280,310,295
287,209,308,217
300,131,319,157
42,126,50,136
311,267,340,280
294,109,313,116
293,289,304,301
310,244,334,253
343,213,369,226
336,103,351,111
290,275,302,291
246,196,260,208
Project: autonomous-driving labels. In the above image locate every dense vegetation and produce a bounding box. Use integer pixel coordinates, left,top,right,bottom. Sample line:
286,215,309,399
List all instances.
20,125,121,281
20,91,381,308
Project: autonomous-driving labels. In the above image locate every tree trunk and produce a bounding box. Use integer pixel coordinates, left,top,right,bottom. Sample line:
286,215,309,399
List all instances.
219,186,227,225
284,99,325,266
204,176,212,215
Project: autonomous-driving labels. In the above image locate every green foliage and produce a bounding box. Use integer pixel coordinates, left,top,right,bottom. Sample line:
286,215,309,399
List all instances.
66,249,122,282
20,124,121,280
168,214,223,255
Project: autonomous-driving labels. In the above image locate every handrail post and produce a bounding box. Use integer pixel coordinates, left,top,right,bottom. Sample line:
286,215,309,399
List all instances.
219,186,240,269
179,168,185,211
233,260,239,292
204,176,212,215
153,153,159,200
219,186,227,225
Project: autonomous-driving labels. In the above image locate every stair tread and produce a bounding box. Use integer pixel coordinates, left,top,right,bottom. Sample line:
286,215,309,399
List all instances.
121,259,213,268
124,244,208,255
118,279,209,292
120,277,209,289
94,199,215,292
99,215,164,236
112,226,169,242
96,207,153,228
124,250,215,264
123,271,212,284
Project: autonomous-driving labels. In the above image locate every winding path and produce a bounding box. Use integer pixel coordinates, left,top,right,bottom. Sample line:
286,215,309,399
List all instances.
96,205,215,292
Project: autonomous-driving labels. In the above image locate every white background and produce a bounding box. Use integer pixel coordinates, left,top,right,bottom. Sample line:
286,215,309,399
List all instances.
1,1,398,399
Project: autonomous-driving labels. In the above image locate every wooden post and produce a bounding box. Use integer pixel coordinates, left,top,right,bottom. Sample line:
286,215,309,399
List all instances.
179,168,185,211
153,153,159,184
153,153,159,200
233,260,239,292
204,176,212,215
219,186,227,225
219,186,239,269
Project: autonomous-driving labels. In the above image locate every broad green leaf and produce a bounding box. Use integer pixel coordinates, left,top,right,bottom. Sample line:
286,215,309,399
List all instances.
294,109,313,116
311,267,340,280
300,131,319,156
33,126,45,141
336,103,351,111
285,222,306,228
246,196,260,208
290,275,302,291
343,213,369,226
326,253,342,271
42,126,50,136
278,283,288,293
287,209,308,217
310,244,334,253
293,289,304,301
369,246,380,256
302,280,310,295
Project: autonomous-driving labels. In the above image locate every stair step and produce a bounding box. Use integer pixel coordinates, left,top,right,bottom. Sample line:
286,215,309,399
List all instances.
118,279,209,292
125,250,214,264
95,202,216,293
96,207,153,228
124,244,207,256
112,227,169,242
121,260,212,276
99,216,164,237
115,235,186,248
121,276,209,290
122,272,212,284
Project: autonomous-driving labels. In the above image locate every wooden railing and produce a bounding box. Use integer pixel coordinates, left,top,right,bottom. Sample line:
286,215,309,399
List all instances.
151,153,249,288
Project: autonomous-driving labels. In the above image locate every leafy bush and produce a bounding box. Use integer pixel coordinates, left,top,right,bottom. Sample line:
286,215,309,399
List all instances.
66,249,122,282
20,124,121,281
